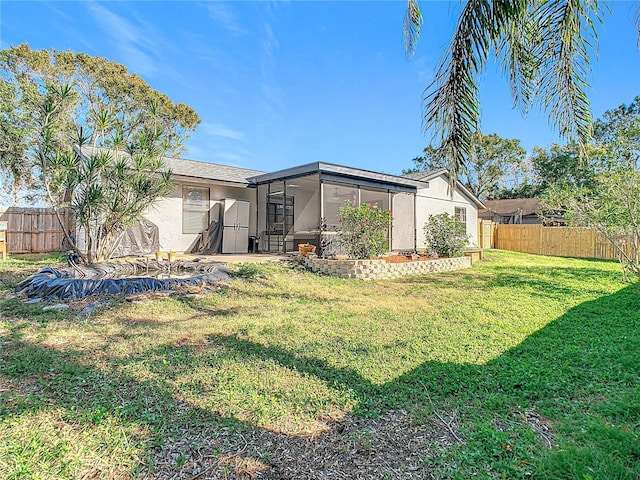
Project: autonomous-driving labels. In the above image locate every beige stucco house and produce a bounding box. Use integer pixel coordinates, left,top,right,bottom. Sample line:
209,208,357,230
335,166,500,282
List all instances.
141,157,484,255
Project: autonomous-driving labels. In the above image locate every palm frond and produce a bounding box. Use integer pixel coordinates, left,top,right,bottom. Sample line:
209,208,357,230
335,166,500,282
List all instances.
424,0,525,186
534,0,602,144
496,4,539,113
423,0,604,188
403,0,423,58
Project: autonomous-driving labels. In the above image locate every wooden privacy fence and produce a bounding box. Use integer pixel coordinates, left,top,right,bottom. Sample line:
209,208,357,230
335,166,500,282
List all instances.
495,224,634,261
0,207,74,254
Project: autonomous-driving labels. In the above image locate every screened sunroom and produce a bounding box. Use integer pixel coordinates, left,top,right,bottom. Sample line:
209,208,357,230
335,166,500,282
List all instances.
249,162,423,254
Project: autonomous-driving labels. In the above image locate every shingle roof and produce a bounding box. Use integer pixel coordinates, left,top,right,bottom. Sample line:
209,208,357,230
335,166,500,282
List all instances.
162,156,264,185
401,168,448,181
76,145,264,185
480,198,540,216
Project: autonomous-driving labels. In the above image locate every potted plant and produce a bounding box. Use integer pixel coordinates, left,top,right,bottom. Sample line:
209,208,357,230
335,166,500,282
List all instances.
298,243,316,257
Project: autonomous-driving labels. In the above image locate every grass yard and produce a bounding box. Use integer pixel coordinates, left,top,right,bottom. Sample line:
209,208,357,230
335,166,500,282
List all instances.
0,251,638,479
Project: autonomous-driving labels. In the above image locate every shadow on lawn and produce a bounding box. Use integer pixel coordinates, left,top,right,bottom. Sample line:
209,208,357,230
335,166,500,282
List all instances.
1,283,638,478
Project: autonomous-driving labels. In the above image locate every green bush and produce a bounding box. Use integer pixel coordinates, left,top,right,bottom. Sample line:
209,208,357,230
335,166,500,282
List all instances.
337,201,391,259
423,213,469,257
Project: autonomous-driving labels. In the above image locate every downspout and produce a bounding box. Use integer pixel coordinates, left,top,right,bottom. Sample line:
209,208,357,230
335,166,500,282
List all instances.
255,184,259,252
388,190,392,252
319,176,324,253
414,191,418,252
283,180,287,253
267,182,271,253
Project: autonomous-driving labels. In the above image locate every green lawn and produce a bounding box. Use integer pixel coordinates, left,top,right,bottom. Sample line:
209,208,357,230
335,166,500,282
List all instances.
0,251,638,479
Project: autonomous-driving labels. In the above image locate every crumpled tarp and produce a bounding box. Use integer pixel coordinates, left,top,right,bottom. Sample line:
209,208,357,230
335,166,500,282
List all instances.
186,203,222,255
15,261,229,300
110,218,160,258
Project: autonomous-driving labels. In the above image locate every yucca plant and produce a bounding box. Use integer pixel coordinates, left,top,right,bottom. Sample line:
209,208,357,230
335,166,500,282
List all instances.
1,45,199,262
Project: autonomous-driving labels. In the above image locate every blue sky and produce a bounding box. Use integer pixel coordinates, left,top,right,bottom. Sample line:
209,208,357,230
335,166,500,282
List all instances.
1,1,638,176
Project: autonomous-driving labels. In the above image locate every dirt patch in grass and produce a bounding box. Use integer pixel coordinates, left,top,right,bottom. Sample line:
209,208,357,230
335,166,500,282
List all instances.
520,410,554,447
147,410,459,479
0,374,43,397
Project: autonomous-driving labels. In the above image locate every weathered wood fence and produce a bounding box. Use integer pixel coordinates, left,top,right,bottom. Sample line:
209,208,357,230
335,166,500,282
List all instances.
0,207,74,254
494,224,634,261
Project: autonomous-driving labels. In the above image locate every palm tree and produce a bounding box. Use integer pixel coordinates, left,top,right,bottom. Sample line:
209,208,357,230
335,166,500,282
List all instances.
403,0,612,183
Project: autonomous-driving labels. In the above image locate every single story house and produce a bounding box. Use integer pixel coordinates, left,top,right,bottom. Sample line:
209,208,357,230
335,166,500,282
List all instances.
142,157,484,255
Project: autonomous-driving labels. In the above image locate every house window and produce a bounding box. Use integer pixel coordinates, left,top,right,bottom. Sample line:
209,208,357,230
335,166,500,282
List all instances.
455,206,467,226
183,186,210,234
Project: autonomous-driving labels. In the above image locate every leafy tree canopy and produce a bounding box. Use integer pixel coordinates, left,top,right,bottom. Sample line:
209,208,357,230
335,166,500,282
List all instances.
593,95,640,167
485,96,639,200
0,44,200,261
1,44,199,197
405,132,527,200
529,142,609,192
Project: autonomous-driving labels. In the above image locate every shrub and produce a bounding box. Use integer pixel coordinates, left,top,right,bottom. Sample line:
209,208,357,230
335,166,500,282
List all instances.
423,213,469,257
337,202,392,259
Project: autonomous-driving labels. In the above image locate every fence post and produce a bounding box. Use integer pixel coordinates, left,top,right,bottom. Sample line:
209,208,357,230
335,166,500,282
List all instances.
537,224,543,255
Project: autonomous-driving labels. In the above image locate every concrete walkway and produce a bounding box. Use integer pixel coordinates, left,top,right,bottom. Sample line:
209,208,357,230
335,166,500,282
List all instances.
172,253,290,264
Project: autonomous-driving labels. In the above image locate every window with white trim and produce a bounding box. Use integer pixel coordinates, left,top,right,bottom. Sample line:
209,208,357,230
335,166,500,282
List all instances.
182,186,210,234
454,206,467,226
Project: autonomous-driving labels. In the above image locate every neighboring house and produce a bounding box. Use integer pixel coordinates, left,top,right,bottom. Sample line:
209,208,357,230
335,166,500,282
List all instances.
478,198,566,225
145,160,483,254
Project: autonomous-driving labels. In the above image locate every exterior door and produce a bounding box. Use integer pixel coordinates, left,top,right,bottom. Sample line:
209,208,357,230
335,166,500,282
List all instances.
391,192,415,250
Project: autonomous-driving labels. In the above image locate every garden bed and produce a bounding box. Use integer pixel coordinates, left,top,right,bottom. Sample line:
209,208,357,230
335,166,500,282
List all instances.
382,253,434,263
303,253,471,279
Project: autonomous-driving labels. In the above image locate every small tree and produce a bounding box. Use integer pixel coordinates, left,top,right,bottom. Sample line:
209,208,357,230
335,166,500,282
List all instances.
0,45,200,262
423,213,468,257
541,97,640,280
337,202,391,259
542,168,640,280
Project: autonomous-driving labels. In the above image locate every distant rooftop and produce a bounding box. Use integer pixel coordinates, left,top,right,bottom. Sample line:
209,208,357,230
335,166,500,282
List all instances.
480,198,541,216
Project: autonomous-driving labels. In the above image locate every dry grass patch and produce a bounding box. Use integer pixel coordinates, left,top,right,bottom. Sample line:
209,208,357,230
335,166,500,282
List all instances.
147,409,457,480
